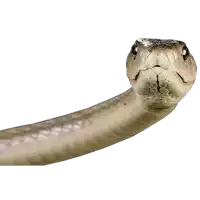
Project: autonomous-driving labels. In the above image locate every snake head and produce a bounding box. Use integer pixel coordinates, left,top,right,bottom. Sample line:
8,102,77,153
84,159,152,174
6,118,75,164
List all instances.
126,38,197,109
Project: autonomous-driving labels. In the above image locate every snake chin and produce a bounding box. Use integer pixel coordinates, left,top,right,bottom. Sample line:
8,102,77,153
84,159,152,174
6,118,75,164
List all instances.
129,67,190,109
141,93,182,109
133,76,185,109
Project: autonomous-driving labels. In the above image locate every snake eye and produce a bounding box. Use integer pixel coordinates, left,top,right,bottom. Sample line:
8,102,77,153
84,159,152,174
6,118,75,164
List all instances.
182,45,189,60
131,42,139,56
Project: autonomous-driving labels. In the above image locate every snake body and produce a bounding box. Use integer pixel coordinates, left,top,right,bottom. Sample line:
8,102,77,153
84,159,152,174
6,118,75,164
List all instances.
0,38,197,165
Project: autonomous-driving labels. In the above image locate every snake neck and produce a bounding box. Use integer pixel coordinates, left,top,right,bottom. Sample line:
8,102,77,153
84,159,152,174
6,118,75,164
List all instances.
0,88,177,165
84,88,176,141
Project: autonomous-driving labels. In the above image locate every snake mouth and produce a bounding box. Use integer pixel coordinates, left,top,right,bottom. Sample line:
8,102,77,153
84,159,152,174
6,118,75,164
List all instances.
176,72,187,83
133,70,187,84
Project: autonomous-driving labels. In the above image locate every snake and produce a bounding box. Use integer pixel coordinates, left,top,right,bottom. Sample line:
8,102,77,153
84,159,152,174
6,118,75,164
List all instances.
0,38,197,165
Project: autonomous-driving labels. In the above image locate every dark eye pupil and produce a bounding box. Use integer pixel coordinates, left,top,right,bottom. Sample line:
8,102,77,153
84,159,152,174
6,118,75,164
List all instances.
131,44,138,55
182,46,189,60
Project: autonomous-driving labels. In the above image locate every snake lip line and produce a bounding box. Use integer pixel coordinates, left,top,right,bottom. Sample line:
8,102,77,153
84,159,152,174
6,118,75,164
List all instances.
133,71,140,80
176,72,187,83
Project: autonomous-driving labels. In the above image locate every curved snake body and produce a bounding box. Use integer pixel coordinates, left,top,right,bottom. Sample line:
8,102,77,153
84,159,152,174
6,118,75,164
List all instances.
0,38,197,165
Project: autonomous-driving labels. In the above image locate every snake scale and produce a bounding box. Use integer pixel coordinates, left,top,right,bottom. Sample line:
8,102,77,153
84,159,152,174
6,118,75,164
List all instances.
0,38,197,165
